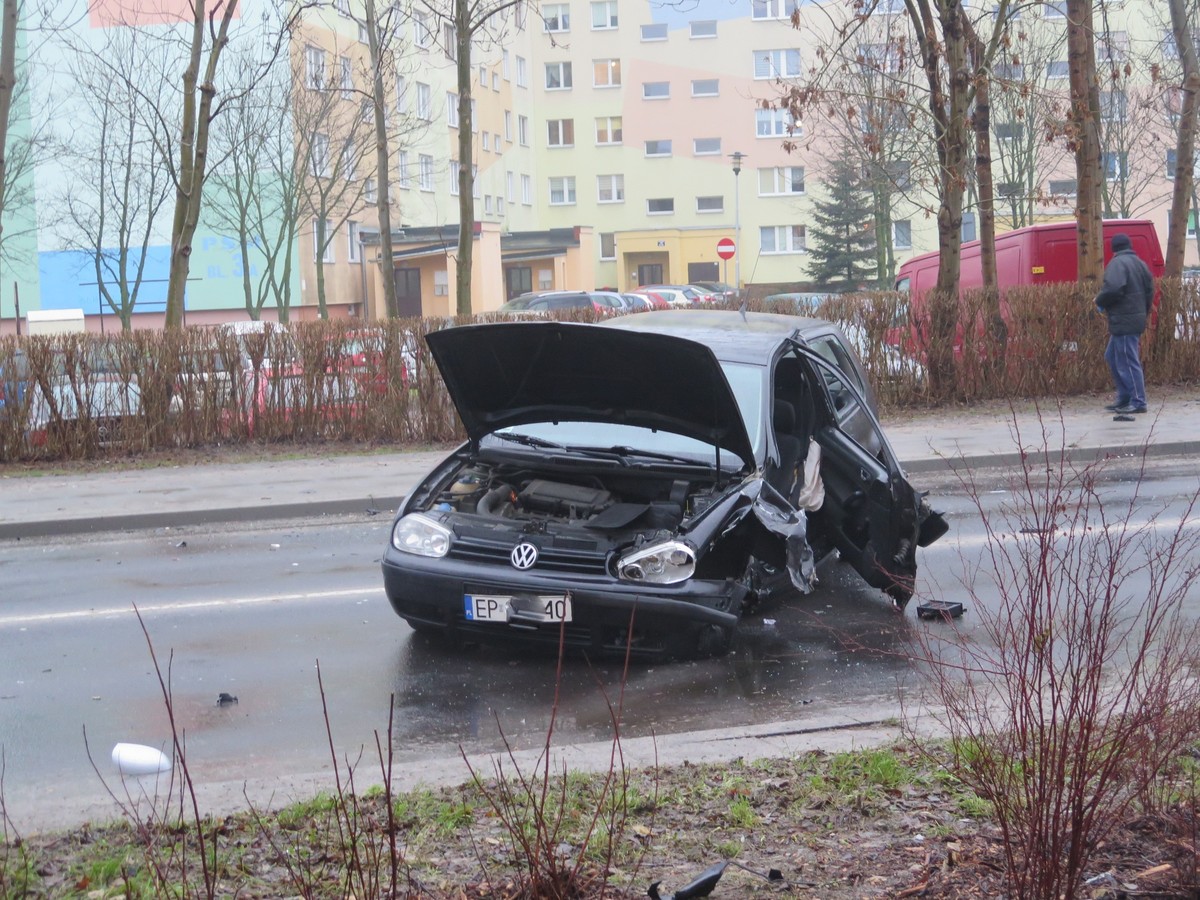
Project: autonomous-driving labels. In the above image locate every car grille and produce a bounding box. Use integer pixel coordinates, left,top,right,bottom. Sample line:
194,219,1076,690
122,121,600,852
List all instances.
448,534,609,575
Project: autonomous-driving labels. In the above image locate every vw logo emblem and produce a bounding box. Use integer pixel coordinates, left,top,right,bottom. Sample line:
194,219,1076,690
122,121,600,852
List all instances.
510,542,539,570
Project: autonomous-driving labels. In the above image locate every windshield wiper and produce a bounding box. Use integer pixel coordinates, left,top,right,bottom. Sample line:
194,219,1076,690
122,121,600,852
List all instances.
580,445,711,466
493,432,565,450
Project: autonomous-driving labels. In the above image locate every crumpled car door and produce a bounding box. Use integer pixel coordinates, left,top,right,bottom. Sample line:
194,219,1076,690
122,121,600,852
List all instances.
789,346,948,606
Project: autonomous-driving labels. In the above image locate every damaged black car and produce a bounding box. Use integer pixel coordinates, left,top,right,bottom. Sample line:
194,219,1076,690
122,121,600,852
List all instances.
381,310,947,659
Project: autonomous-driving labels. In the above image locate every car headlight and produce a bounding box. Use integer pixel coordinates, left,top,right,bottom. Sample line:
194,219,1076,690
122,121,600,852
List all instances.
617,540,695,585
391,513,452,557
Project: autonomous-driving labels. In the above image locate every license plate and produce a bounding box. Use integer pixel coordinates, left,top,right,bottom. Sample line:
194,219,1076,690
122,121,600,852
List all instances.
463,593,573,623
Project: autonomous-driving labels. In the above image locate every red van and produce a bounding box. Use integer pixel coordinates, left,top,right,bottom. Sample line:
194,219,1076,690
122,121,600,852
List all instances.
895,219,1165,298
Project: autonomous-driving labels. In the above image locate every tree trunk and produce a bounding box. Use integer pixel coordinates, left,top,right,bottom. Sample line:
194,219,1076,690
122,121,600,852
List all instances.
164,0,239,328
1165,0,1199,280
364,0,398,318
1066,0,1104,285
0,0,17,248
454,0,474,316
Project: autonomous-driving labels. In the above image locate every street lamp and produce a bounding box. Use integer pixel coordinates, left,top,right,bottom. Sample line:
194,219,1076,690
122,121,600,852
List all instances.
730,151,745,293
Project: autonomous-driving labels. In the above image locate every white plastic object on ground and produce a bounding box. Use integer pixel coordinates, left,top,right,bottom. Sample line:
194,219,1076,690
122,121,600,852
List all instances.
111,743,172,777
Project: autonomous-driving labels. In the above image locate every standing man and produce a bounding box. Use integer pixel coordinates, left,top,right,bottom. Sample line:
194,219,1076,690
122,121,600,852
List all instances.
1095,233,1154,415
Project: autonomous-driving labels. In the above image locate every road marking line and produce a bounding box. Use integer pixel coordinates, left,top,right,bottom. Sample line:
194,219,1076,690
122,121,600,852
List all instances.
0,587,382,628
924,514,1199,551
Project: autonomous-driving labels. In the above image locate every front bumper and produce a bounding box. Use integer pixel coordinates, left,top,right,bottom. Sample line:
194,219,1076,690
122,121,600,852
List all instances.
381,550,746,660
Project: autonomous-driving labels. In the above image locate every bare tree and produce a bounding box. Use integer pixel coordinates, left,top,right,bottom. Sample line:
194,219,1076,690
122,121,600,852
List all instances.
207,53,299,320
362,0,401,318
158,1,308,327
0,0,17,254
53,29,174,330
419,0,523,315
1066,0,1105,285
1164,0,1199,278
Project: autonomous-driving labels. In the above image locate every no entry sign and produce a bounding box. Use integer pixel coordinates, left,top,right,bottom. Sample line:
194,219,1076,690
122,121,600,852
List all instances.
717,237,736,260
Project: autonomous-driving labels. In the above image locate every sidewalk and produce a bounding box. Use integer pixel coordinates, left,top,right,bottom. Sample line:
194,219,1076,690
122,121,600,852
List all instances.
2,389,1198,540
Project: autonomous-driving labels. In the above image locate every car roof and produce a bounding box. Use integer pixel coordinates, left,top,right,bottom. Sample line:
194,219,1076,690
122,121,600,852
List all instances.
601,309,828,364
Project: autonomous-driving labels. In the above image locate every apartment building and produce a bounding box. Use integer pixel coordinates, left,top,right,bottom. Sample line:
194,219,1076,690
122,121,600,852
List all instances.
0,0,1194,334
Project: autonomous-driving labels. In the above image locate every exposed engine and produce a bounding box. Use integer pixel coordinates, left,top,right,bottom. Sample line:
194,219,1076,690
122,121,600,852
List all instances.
424,460,724,533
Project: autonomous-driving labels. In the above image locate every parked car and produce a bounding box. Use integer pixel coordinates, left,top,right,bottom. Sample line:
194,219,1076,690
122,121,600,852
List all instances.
0,348,29,421
640,285,703,308
686,284,722,304
24,345,142,446
692,281,740,303
762,292,835,315
498,290,607,316
380,310,947,660
628,290,672,310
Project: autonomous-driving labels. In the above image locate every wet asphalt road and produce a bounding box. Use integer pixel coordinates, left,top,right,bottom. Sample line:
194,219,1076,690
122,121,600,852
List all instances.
2,457,1197,833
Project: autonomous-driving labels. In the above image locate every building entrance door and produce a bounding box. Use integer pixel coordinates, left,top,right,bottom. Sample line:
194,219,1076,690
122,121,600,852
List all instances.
394,268,422,317
637,263,663,285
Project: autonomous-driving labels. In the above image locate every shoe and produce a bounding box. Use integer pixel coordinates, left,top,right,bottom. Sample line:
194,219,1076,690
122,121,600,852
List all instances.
1113,404,1147,414
1103,401,1127,412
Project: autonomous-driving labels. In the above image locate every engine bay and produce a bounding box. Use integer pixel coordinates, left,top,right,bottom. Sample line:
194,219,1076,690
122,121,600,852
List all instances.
422,458,727,533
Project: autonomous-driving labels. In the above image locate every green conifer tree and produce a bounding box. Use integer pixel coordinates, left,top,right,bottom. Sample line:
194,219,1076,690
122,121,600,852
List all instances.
807,157,878,287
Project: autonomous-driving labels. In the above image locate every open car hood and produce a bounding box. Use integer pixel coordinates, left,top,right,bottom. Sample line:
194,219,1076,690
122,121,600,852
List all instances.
425,321,756,468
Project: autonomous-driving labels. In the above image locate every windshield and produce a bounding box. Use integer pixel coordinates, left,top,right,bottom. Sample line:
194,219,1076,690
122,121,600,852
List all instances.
494,361,763,464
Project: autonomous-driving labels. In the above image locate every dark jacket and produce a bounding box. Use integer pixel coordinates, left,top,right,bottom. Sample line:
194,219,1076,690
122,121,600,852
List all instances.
1095,249,1154,336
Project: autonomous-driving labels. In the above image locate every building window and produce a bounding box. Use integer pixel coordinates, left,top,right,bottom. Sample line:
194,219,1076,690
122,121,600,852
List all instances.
492,71,500,91
1049,178,1077,196
755,48,802,79
365,177,377,203
538,268,553,290
752,0,799,19
543,3,569,32
859,43,901,73
305,46,325,89
484,194,493,214
416,82,432,120
1100,90,1127,123
507,170,515,201
504,110,512,141
642,81,670,99
497,196,505,214
1097,31,1129,64
518,115,530,145
961,211,977,243
1102,151,1129,180
414,11,433,47
398,151,410,188
597,174,624,203
358,22,369,43
419,154,434,191
1167,148,1178,179
591,1,617,29
443,23,457,60
696,195,724,213
516,55,528,87
691,78,719,96
641,22,667,40
447,92,459,127
760,224,807,254
593,58,621,88
348,221,360,262
547,118,574,147
341,138,357,180
1043,1,1066,17
545,61,573,90
645,139,672,157
434,270,449,296
756,108,796,137
311,133,330,177
600,233,616,260
694,137,721,155
647,198,675,215
549,176,576,205
758,166,805,195
690,20,717,38
596,116,622,144
886,160,911,189
1047,60,1069,79
481,130,490,152
993,63,1024,81
314,219,335,263
892,220,912,250
1188,211,1197,238
339,56,353,98
522,174,533,205
503,49,511,79
449,160,460,196
994,122,1024,141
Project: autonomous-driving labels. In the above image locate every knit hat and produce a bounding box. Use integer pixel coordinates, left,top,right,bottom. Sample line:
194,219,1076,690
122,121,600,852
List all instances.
1111,233,1131,252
